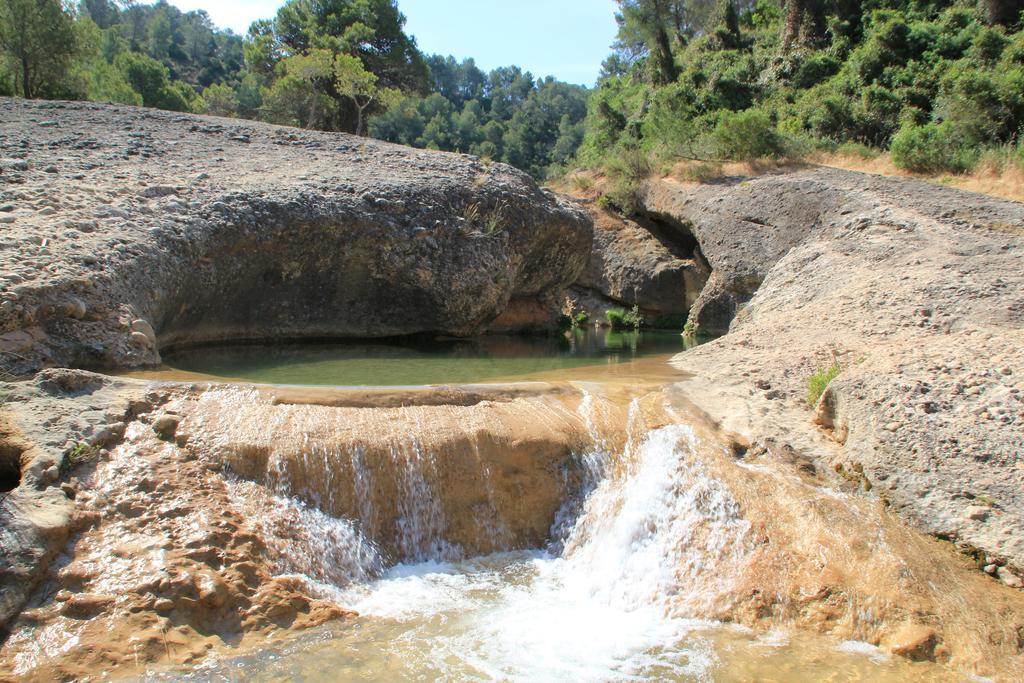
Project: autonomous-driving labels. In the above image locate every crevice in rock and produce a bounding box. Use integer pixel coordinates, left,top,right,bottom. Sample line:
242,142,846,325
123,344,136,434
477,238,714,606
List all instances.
632,210,702,262
0,430,24,493
0,441,21,493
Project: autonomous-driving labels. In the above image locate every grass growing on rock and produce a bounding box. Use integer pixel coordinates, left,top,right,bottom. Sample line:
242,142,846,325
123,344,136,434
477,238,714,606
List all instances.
807,364,841,406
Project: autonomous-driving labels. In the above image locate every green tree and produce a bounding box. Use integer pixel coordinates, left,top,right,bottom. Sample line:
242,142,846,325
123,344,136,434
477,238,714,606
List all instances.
114,51,190,110
334,51,399,135
197,81,238,116
0,0,78,98
79,0,119,29
248,0,428,133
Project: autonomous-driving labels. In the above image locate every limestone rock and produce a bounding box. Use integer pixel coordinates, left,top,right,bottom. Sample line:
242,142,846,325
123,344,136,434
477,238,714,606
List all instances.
888,623,938,661
661,167,1024,571
572,200,708,323
0,99,592,374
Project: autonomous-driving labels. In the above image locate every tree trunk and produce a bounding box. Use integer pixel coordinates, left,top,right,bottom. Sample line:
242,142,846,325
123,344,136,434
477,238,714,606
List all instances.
982,0,1024,25
782,0,805,52
21,53,31,99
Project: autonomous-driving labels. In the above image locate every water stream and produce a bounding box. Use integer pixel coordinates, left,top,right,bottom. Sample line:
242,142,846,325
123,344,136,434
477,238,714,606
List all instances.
142,393,958,682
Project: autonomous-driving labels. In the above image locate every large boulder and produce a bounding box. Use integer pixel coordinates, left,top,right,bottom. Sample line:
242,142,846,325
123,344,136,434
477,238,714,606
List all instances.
0,99,591,374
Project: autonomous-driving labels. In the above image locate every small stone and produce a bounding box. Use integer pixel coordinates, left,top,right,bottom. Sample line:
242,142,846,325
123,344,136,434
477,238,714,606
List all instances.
154,598,175,613
997,567,1023,589
130,318,157,345
889,623,938,661
984,564,998,575
965,506,990,522
60,482,77,499
130,330,153,348
142,185,178,198
60,593,116,619
197,573,228,607
43,465,59,483
152,414,180,440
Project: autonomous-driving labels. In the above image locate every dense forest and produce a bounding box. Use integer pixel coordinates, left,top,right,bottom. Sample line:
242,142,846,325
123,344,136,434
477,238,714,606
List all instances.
1,1,1022,185
586,0,1024,209
0,0,587,178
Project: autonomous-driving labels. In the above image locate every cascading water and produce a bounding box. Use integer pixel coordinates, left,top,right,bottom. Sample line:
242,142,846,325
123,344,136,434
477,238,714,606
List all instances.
97,380,976,683
152,391,945,682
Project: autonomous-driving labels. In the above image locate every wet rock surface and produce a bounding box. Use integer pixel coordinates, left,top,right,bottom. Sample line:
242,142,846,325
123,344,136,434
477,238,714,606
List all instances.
0,98,591,374
656,168,1024,576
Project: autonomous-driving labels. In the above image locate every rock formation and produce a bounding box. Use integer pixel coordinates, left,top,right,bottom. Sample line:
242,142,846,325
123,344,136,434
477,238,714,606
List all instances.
0,98,591,374
569,200,708,325
648,168,1024,578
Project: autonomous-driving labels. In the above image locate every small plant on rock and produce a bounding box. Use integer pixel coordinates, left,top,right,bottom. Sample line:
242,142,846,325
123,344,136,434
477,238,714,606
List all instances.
62,441,100,473
807,364,841,406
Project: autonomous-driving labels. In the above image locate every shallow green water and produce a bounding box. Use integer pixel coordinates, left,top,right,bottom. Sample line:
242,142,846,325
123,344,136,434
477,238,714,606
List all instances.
153,329,701,386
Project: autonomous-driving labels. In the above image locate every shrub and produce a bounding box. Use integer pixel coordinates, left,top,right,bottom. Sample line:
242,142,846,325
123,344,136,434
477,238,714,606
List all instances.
606,305,643,330
603,147,652,214
711,109,784,160
807,364,841,406
791,53,841,89
676,161,725,183
970,27,1009,63
835,141,881,159
890,122,975,174
569,173,595,193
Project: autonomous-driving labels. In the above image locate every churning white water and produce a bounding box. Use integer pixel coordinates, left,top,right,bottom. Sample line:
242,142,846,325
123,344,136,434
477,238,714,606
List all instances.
159,413,950,681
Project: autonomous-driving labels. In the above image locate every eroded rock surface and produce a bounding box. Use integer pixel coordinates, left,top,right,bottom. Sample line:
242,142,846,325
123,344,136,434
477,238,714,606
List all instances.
0,98,591,374
570,199,708,323
654,168,1024,577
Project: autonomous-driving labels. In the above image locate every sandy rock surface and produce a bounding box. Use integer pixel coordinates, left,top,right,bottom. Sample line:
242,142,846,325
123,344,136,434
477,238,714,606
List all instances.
0,98,591,374
652,168,1024,575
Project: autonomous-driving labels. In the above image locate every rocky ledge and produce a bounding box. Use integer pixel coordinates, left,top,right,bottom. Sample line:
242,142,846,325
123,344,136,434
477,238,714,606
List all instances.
645,168,1024,580
0,98,591,374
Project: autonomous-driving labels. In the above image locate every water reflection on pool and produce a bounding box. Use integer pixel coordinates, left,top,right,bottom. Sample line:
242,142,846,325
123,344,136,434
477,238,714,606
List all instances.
127,329,707,387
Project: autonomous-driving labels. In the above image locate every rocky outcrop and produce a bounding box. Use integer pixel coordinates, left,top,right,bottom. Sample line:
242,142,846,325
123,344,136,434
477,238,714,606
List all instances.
652,168,1024,576
642,174,844,335
0,99,591,375
570,200,708,324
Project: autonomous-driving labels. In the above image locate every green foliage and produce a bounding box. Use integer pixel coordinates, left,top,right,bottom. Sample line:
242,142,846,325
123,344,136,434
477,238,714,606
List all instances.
606,305,644,331
580,0,1024,181
197,82,238,116
0,0,78,98
114,51,191,111
62,441,100,473
603,146,652,215
891,121,977,173
711,109,784,160
372,64,588,179
807,364,840,406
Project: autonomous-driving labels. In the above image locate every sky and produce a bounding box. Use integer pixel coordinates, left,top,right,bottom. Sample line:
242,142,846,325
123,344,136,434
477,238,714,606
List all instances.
167,0,619,86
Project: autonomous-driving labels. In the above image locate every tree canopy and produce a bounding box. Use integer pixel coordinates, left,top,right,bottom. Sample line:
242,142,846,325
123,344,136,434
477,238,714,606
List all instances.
580,0,1024,179
0,0,589,179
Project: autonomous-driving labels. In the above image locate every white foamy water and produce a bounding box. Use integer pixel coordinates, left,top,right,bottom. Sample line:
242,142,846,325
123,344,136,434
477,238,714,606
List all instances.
161,417,956,682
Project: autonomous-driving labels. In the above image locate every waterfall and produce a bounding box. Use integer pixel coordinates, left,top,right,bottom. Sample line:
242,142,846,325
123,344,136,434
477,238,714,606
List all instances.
557,423,751,615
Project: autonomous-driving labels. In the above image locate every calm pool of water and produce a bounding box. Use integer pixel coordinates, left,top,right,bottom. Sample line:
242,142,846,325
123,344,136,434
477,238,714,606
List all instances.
133,330,705,386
